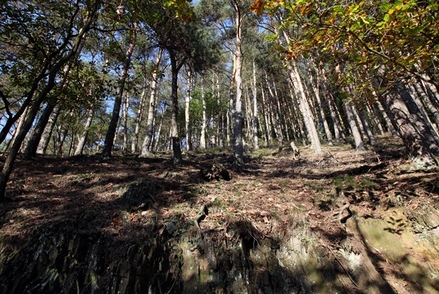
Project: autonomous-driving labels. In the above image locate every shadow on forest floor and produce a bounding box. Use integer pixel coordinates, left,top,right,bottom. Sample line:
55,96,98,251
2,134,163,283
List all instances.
0,135,439,293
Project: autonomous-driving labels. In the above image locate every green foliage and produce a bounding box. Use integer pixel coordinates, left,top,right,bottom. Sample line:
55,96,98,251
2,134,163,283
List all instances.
254,0,439,91
333,175,377,191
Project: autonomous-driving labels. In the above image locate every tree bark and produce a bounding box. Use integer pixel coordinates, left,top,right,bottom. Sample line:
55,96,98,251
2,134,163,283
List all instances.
310,65,333,145
101,23,137,158
36,104,61,155
251,60,259,150
23,102,57,159
185,70,193,151
288,62,322,153
0,5,98,199
140,48,163,157
260,84,272,145
375,99,398,137
383,82,439,166
168,49,184,165
131,78,148,153
121,92,130,153
74,106,94,156
358,108,376,146
231,0,244,164
345,101,365,151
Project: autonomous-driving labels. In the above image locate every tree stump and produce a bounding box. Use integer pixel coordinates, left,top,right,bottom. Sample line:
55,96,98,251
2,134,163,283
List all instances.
200,159,232,181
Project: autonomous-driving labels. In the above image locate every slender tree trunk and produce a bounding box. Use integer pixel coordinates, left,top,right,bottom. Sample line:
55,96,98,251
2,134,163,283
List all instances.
131,78,148,153
375,99,398,137
409,82,439,139
213,73,224,148
352,103,367,141
1,90,55,198
0,6,97,199
56,127,68,157
37,104,61,155
140,49,162,157
121,92,130,152
367,102,385,135
102,23,137,158
384,82,439,166
168,49,184,164
185,70,192,151
200,74,207,149
272,81,285,145
74,106,94,156
310,65,333,145
413,80,439,130
286,83,307,145
260,85,271,145
231,0,244,164
345,101,366,151
358,108,376,146
244,87,253,142
321,73,343,142
288,62,322,153
251,60,259,150
23,102,56,158
227,76,234,148
153,112,164,152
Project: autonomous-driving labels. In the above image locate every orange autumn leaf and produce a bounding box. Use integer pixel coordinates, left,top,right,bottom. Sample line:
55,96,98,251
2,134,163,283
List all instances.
251,0,266,15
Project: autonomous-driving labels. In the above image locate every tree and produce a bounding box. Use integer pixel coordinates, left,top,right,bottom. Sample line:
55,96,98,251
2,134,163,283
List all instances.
141,0,220,163
0,0,102,200
254,0,439,164
101,4,138,157
139,48,164,157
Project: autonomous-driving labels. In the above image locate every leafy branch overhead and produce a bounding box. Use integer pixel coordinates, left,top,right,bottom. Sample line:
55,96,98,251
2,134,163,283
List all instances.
252,0,439,88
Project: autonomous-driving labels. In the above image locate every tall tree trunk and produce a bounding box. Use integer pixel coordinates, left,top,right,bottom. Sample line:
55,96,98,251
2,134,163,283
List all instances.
344,101,366,151
153,111,165,152
1,89,57,198
23,102,57,158
310,65,333,145
244,87,253,142
140,48,162,157
37,104,61,155
185,70,193,151
200,73,207,149
286,84,307,145
384,82,439,167
251,60,259,150
272,80,285,145
375,99,398,137
0,5,97,199
227,77,234,148
74,106,94,156
321,71,344,142
358,108,376,146
288,62,322,153
213,73,224,148
102,23,137,158
367,102,385,136
121,92,129,153
260,84,272,145
231,0,244,164
412,80,439,131
131,78,148,153
409,82,439,139
56,127,68,157
352,102,367,141
168,49,184,164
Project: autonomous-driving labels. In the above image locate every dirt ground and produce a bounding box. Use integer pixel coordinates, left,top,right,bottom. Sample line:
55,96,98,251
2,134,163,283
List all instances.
1,135,439,293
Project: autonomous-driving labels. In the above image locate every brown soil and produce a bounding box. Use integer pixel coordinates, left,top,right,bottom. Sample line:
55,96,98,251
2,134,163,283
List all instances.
1,135,439,293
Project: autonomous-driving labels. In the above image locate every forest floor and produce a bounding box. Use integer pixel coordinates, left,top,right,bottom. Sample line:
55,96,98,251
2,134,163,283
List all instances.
1,135,439,293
